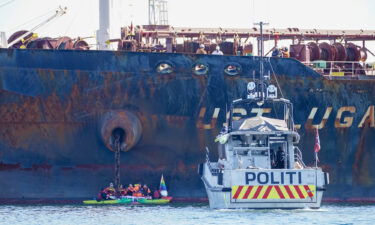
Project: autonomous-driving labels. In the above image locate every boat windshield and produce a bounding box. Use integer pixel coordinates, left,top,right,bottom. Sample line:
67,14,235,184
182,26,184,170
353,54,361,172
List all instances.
229,99,294,131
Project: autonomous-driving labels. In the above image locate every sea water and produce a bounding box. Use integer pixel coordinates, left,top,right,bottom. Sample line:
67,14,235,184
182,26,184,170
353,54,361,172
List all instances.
0,203,374,225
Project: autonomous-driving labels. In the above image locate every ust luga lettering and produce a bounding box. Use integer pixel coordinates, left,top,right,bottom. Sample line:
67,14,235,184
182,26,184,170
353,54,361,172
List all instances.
196,106,375,129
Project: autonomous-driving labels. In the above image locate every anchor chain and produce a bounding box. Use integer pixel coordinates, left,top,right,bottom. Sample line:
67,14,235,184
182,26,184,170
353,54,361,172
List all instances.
114,135,121,196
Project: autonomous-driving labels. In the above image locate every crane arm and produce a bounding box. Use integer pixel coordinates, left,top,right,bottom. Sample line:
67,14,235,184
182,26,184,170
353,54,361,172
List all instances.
8,6,67,47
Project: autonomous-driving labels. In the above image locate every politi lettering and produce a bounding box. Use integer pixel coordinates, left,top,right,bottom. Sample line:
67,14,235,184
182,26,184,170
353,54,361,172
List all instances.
245,172,302,185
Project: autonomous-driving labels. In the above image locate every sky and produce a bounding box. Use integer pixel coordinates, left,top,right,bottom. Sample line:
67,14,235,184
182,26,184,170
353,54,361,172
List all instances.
0,0,375,59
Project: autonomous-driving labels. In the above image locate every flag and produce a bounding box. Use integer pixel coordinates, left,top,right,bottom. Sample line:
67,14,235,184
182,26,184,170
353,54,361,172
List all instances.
160,174,168,197
314,128,321,153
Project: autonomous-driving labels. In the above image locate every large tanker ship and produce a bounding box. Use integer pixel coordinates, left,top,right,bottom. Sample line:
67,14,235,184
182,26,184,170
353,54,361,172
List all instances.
0,2,374,203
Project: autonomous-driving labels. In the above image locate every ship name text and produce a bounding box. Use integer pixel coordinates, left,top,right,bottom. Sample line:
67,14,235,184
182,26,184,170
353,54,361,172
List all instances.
245,171,303,185
197,106,375,130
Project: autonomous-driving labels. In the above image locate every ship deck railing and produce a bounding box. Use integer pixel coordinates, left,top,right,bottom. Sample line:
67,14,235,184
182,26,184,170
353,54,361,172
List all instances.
303,61,375,79
294,146,306,168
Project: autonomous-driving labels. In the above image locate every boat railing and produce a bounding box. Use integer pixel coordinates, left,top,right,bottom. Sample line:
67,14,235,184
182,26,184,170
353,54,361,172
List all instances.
303,61,375,78
208,163,222,175
205,147,221,175
294,146,306,168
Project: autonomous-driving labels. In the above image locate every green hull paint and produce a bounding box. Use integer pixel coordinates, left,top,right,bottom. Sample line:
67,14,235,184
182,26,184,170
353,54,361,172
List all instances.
137,198,171,204
83,198,132,205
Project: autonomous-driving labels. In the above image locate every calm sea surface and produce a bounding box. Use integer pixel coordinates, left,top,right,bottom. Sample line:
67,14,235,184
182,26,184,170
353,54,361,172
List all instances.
0,203,374,225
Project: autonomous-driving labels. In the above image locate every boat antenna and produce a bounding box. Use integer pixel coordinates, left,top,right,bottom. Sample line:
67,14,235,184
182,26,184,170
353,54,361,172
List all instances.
247,22,279,105
254,21,269,103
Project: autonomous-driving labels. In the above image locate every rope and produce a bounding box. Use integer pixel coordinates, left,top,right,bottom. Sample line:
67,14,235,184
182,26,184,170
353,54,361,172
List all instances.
267,58,297,129
64,10,79,35
205,147,212,172
0,0,15,8
6,9,56,33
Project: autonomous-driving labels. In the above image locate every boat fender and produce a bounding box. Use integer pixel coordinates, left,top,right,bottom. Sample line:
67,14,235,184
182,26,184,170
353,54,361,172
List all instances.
292,133,300,143
324,172,330,185
99,110,142,152
198,163,204,177
221,188,232,192
218,173,223,185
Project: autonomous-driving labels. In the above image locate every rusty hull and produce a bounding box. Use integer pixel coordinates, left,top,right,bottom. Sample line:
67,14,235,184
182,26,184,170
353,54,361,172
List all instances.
0,48,374,201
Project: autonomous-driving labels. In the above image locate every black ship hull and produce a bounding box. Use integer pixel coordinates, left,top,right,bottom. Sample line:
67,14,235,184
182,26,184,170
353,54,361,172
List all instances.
0,49,374,202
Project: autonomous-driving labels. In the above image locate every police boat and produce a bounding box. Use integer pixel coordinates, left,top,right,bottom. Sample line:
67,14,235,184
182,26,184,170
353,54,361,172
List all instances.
198,22,329,209
199,79,329,209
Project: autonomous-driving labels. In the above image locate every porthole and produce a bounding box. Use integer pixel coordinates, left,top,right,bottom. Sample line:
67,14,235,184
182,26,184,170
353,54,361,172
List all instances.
156,62,174,74
224,64,242,76
192,63,209,76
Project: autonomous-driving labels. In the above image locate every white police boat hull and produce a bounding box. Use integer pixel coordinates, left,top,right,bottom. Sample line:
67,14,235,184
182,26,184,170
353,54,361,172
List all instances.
198,34,329,209
200,163,328,209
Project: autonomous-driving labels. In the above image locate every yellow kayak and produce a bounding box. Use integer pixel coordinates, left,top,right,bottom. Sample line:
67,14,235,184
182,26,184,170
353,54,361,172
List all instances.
137,197,172,205
83,198,132,205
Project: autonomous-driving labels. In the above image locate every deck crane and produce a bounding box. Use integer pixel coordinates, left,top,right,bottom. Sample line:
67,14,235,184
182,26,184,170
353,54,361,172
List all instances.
8,6,67,48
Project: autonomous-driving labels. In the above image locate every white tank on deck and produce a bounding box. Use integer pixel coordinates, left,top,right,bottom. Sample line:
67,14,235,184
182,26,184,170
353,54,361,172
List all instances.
97,0,113,50
97,0,126,50
0,32,7,48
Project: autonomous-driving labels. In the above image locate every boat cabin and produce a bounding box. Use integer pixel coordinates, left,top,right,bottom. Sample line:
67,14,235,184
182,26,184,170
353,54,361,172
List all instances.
218,96,304,171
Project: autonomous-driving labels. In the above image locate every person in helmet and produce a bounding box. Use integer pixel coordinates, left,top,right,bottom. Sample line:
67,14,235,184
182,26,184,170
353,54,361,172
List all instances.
132,184,143,197
281,46,290,58
103,182,116,199
141,184,152,197
97,187,107,201
126,184,134,196
272,47,281,57
196,44,207,54
212,45,224,55
119,185,127,197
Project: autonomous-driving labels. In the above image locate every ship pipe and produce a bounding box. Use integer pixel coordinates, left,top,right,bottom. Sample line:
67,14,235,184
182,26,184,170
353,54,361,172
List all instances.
26,38,55,49
56,37,74,50
7,30,36,48
307,42,320,61
332,43,347,61
99,110,142,152
346,43,361,61
318,42,334,61
73,40,90,50
359,47,368,62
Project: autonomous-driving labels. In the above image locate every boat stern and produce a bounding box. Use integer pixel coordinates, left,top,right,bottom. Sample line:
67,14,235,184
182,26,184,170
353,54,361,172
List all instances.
201,167,329,209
